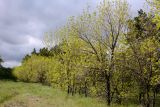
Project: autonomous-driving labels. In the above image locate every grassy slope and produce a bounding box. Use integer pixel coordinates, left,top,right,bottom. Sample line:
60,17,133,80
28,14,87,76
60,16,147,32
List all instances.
0,80,139,107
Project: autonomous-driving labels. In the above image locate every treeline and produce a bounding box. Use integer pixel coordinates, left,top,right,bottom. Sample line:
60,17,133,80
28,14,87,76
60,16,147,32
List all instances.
0,67,15,80
13,0,160,107
0,56,15,80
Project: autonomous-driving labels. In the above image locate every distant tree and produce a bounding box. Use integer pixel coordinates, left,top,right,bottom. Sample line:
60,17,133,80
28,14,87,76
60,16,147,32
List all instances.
0,56,15,80
0,56,3,67
39,48,49,56
50,45,63,55
22,54,31,63
0,56,3,63
31,48,37,55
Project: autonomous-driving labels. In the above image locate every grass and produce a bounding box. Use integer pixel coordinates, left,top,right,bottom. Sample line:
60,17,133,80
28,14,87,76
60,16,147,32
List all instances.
0,80,141,107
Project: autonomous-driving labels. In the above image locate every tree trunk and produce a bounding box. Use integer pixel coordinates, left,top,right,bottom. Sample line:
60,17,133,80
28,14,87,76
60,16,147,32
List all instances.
84,80,88,97
72,75,76,96
79,84,81,95
67,85,70,94
106,74,111,105
72,84,75,96
146,84,150,107
139,92,142,104
105,49,114,106
67,80,71,94
139,91,144,104
152,89,156,107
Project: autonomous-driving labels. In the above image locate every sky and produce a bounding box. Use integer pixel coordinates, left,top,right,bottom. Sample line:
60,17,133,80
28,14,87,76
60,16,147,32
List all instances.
0,0,146,67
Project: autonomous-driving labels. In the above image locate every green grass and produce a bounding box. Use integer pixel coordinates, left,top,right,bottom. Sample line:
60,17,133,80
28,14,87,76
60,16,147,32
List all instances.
0,80,140,107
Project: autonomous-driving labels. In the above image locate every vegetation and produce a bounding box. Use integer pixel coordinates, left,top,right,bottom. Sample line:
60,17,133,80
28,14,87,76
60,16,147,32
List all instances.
0,56,3,67
0,56,15,80
147,0,160,28
0,0,159,107
0,80,109,107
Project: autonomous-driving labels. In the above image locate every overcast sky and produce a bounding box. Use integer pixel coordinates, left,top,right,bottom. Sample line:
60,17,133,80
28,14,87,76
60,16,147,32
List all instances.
0,0,146,67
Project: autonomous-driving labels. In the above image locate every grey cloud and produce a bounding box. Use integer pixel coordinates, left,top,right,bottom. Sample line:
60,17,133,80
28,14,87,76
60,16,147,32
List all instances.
0,35,43,68
0,0,146,67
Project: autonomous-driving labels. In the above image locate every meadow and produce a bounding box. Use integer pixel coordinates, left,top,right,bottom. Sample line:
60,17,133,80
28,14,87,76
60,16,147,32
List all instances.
0,80,141,107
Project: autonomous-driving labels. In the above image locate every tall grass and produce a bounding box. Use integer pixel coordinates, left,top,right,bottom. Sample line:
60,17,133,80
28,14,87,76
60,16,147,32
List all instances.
0,80,141,107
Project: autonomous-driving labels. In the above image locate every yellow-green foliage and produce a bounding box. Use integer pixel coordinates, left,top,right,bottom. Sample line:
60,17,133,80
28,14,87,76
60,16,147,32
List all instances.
13,0,160,106
13,55,62,85
147,0,160,28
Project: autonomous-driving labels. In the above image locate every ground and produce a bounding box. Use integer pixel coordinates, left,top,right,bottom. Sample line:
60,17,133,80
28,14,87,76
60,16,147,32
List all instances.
0,80,140,107
0,80,108,107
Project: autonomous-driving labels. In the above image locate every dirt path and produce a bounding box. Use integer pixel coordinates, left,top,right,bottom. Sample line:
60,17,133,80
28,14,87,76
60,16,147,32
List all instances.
1,94,54,107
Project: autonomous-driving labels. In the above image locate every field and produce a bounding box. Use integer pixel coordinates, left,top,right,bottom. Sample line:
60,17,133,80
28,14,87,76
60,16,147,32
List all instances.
0,80,141,107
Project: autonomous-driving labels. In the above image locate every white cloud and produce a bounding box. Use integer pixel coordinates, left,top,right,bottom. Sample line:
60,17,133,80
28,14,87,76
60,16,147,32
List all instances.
28,36,44,48
2,60,21,68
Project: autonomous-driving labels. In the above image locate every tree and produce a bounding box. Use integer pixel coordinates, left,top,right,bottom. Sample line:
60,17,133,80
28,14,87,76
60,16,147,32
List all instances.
13,1,160,106
67,0,129,105
98,1,129,105
39,48,51,57
0,56,3,67
125,10,160,107
43,0,129,104
31,48,37,55
22,54,31,63
147,0,160,28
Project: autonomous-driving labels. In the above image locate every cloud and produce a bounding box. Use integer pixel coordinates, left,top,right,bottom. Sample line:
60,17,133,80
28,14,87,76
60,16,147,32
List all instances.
1,35,43,67
0,0,100,67
0,0,146,67
2,61,21,68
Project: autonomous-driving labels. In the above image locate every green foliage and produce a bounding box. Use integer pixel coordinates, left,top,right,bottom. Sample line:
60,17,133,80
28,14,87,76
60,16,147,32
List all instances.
147,0,160,28
125,9,160,107
14,55,53,84
0,56,15,80
0,67,15,80
0,56,3,65
13,1,160,107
